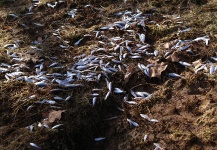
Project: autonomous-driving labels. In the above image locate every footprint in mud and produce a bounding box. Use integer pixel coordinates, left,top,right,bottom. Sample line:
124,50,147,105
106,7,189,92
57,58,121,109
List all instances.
187,73,214,95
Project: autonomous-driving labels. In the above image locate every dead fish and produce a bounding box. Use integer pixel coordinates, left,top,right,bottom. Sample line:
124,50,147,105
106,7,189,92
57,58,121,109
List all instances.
43,100,56,105
25,12,34,15
30,143,41,149
92,88,103,92
126,46,132,53
125,100,137,105
65,96,71,101
107,82,112,91
26,104,34,111
92,97,97,106
50,88,65,92
64,84,83,88
6,71,24,77
47,2,58,8
94,137,106,141
140,114,159,123
98,41,106,45
195,65,206,73
102,67,113,73
135,92,150,98
51,124,63,129
179,61,192,67
111,37,122,41
149,119,159,122
138,33,145,43
164,51,172,58
178,27,191,33
179,45,190,51
144,68,150,78
4,44,18,50
140,114,150,120
29,95,36,99
210,65,215,74
193,36,209,46
114,88,125,94
117,106,124,112
100,26,110,30
0,67,8,73
35,80,48,87
54,96,64,101
130,90,137,98
144,134,148,142
128,55,142,59
138,63,143,70
33,23,44,27
94,31,100,37
60,45,67,49
76,65,87,70
112,59,122,63
91,93,99,97
186,49,194,54
104,91,111,100
210,57,217,62
108,67,118,72
1,63,11,68
68,9,77,18
105,116,118,121
114,44,120,51
154,143,163,150
24,76,34,83
26,124,34,132
74,38,83,46
154,50,158,56
127,118,139,127
168,73,183,78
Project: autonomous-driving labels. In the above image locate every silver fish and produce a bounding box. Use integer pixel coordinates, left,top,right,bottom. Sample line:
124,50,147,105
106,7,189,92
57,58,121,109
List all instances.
179,61,192,67
54,96,64,101
30,143,41,149
154,143,163,150
138,33,145,43
92,97,97,106
108,82,112,91
35,81,48,87
140,114,159,123
51,124,63,129
210,57,217,61
74,38,83,46
210,65,215,75
144,134,148,142
127,118,139,127
114,88,125,94
6,71,24,77
104,91,111,100
95,137,106,141
125,100,137,105
168,73,183,78
47,2,58,8
0,67,8,73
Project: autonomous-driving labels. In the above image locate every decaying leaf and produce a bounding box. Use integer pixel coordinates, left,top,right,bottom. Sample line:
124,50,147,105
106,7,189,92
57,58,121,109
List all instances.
43,110,66,124
166,51,179,62
163,39,178,49
149,62,168,79
124,65,135,83
192,59,203,69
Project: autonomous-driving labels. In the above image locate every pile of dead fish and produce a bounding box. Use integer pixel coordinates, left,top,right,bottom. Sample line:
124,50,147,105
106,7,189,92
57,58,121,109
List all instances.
0,0,216,149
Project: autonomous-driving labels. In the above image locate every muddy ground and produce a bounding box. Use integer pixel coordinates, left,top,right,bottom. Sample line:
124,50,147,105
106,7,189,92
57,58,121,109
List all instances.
0,0,217,150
